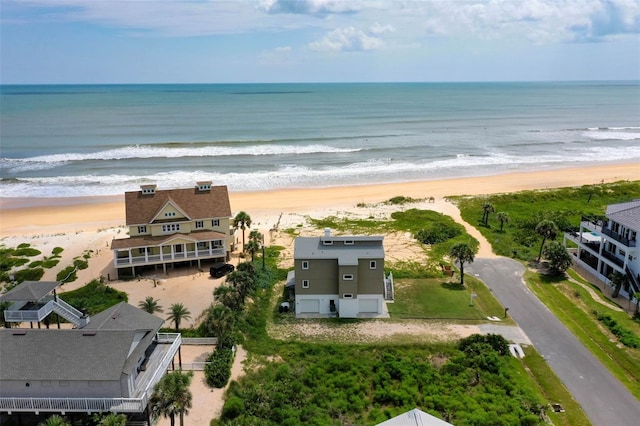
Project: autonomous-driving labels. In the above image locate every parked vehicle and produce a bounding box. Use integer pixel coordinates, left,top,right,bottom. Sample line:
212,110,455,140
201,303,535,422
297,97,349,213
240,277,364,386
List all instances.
210,262,234,278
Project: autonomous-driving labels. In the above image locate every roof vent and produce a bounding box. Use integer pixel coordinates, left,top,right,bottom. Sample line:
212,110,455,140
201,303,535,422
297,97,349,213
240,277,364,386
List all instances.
12,330,27,336
141,184,157,195
197,181,212,192
82,331,97,336
324,228,331,238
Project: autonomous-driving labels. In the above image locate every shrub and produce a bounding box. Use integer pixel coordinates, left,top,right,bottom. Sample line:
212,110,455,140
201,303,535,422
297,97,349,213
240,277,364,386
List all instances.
221,396,245,420
415,222,463,245
14,267,44,282
57,266,77,283
14,247,41,257
205,347,234,388
52,247,64,255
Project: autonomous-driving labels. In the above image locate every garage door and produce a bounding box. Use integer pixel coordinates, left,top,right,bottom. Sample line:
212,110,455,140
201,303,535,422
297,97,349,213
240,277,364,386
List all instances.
299,299,320,313
359,299,378,313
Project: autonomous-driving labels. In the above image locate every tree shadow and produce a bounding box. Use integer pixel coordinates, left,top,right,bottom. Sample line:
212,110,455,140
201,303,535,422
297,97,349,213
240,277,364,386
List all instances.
441,282,466,291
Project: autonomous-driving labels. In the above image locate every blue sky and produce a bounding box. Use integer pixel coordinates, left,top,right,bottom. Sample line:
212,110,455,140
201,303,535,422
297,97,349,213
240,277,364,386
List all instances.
1,0,639,84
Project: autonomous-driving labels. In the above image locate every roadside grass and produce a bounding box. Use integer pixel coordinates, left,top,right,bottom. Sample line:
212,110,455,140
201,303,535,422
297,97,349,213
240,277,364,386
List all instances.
388,276,507,321
453,180,640,261
519,346,591,426
525,269,640,399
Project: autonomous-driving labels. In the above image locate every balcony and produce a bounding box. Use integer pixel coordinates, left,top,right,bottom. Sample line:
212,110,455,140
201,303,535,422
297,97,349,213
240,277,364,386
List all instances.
115,247,225,266
602,227,636,248
0,333,181,414
3,298,86,327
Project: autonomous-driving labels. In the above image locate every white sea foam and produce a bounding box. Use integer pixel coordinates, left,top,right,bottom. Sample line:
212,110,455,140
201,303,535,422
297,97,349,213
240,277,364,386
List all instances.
583,130,640,141
4,146,639,198
1,144,362,173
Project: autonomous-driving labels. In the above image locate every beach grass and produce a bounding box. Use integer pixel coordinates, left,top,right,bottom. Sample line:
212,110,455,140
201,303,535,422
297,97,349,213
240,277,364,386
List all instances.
453,180,640,261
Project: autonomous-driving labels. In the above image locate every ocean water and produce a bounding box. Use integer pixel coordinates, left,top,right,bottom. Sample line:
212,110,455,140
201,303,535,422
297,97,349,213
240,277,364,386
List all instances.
1,82,639,198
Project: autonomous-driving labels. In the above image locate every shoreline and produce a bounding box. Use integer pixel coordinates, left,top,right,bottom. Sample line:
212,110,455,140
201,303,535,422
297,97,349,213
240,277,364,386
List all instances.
1,162,638,237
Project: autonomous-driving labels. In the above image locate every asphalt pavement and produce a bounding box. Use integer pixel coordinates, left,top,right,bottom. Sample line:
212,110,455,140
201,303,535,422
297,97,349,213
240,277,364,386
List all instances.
467,257,640,426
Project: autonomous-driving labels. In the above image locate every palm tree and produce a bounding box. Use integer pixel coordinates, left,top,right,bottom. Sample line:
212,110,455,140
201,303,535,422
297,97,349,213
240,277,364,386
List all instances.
496,211,510,232
449,242,476,286
227,270,254,304
481,202,495,226
167,303,191,332
38,415,70,426
535,219,558,263
246,230,263,262
610,271,627,298
138,296,163,314
213,284,242,311
233,211,252,250
201,304,236,342
94,413,127,426
150,370,194,426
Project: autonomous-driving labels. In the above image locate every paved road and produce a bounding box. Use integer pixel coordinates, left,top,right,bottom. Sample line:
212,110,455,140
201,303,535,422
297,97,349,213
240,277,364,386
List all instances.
467,257,640,426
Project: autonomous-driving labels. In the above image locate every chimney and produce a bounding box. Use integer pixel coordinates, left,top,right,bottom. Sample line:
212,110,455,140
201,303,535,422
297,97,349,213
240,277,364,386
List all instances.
141,184,157,195
324,228,331,238
196,181,212,192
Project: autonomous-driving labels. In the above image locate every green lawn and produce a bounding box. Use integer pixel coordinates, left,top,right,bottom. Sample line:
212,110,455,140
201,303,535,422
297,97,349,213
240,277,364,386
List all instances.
388,276,507,321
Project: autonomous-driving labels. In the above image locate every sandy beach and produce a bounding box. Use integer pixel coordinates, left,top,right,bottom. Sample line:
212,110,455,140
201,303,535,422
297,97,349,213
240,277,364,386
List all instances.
0,162,638,423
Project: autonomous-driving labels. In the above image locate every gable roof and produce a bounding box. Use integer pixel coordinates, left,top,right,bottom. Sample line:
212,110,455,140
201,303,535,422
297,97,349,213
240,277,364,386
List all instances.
294,235,385,265
124,185,231,226
377,408,453,426
0,281,59,302
606,200,640,231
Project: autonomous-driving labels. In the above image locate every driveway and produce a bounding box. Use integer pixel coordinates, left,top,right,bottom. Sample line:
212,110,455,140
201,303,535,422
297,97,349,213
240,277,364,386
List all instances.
467,257,640,426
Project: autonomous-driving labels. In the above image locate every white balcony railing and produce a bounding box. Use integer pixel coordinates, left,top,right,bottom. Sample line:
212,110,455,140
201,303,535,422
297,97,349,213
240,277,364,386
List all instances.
115,248,225,266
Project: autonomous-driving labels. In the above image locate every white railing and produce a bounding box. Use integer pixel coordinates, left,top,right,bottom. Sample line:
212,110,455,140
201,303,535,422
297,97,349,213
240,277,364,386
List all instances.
0,397,145,414
51,299,85,327
115,248,225,266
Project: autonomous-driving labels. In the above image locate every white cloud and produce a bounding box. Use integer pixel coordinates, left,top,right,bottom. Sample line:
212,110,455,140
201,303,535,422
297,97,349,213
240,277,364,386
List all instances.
309,26,384,52
370,22,394,35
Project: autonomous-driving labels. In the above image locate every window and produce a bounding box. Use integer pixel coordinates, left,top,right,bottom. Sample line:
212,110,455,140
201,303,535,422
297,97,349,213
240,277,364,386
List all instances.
195,220,204,229
164,212,176,217
137,226,147,234
344,240,354,245
343,293,353,299
162,224,180,233
212,219,220,227
322,240,333,245
138,248,149,255
343,274,354,281
619,249,626,257
302,261,309,270
370,261,377,269
212,240,222,247
302,280,309,288
197,242,208,249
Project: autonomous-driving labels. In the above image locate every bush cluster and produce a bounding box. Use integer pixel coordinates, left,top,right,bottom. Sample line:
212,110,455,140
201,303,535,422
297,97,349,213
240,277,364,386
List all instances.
220,338,543,425
594,311,640,348
205,345,235,388
415,222,462,245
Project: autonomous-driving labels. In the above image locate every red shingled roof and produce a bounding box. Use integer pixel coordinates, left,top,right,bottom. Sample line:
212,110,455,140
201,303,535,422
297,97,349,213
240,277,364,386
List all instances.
124,185,231,226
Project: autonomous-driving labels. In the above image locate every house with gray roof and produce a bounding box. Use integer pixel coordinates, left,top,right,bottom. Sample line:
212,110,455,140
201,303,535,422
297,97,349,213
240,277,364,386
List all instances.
564,200,640,299
0,281,181,421
377,408,454,426
292,229,393,318
111,182,233,279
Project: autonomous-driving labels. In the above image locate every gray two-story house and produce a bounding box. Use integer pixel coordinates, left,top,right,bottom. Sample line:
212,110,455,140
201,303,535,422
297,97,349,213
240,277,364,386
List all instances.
293,229,393,318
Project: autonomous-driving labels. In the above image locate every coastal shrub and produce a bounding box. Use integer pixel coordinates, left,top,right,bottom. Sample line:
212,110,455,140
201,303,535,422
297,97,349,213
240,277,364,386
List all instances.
14,267,44,283
415,222,462,244
52,247,64,255
57,266,77,283
14,246,41,257
41,258,60,268
73,257,89,270
221,396,245,420
594,311,640,349
205,346,234,388
61,279,127,314
385,196,419,205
